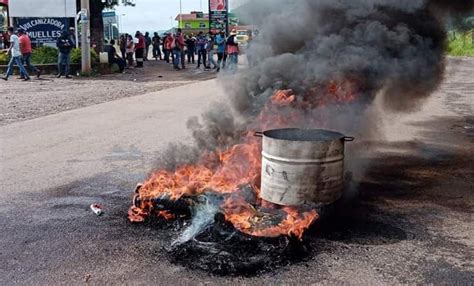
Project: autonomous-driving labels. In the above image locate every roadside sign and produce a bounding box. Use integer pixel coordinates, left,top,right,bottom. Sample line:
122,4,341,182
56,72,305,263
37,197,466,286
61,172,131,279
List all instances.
209,0,228,34
102,11,117,25
16,17,69,45
102,11,116,18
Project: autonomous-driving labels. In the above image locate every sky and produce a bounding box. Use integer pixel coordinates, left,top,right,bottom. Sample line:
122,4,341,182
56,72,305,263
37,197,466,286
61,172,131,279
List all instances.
115,0,248,34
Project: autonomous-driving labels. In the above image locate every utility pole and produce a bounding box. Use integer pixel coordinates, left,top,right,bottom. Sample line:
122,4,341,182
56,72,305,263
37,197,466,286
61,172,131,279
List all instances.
179,0,183,29
80,0,91,74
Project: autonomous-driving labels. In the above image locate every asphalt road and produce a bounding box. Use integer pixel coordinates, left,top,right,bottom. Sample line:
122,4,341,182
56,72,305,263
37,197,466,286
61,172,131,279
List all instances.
0,58,473,284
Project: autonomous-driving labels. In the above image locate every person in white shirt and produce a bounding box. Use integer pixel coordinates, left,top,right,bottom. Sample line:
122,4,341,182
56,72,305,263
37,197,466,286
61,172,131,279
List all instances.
2,27,30,81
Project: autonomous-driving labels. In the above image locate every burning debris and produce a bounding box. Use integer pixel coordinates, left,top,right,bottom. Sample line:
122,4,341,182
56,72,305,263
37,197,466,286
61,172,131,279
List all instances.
168,212,312,276
128,0,474,275
127,89,351,274
132,183,318,275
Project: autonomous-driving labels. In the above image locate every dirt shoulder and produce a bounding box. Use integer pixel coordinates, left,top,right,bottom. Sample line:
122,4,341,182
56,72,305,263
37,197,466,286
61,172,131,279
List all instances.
0,60,216,126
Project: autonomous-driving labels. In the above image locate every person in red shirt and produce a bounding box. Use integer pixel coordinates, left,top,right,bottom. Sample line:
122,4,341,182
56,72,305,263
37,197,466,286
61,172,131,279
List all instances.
163,33,174,63
18,29,41,78
172,28,186,70
134,31,145,68
2,31,10,48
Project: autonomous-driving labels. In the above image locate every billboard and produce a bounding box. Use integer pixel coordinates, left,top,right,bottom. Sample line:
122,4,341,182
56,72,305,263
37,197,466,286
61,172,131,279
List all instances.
209,0,228,34
9,0,76,18
210,0,227,11
16,17,69,44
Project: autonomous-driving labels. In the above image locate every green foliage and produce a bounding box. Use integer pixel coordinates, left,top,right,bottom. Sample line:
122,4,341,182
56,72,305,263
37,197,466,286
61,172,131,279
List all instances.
0,46,58,65
70,48,81,64
31,46,58,64
70,48,99,64
0,52,8,65
1,47,99,67
447,31,474,57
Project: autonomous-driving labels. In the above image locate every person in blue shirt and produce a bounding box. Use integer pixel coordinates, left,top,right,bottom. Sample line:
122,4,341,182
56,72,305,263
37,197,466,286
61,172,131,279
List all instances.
206,32,218,69
196,31,209,69
215,30,226,72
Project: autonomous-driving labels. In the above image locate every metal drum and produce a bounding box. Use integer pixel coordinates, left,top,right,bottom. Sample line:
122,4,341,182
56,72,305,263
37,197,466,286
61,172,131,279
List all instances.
257,128,354,206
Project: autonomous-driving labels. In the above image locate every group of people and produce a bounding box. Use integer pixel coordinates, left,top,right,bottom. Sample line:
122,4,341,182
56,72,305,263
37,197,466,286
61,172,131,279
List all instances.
112,30,148,70
160,28,240,72
1,26,243,81
113,28,241,72
1,26,75,80
1,27,41,81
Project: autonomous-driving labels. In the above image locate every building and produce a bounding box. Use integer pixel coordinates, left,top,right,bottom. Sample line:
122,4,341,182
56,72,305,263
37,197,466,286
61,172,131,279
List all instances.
0,0,8,48
0,0,8,32
175,11,209,35
174,10,249,36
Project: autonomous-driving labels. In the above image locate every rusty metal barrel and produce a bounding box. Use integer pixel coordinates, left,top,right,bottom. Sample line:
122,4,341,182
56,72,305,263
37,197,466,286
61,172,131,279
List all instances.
257,128,354,206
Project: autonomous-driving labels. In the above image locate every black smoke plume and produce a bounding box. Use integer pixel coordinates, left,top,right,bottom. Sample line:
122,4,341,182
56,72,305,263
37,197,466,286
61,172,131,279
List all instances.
157,0,474,170
146,0,473,250
230,0,466,115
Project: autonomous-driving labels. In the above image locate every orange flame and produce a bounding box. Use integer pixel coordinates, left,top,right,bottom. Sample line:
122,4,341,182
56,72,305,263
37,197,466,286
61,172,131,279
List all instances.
129,83,359,239
157,210,175,220
271,89,296,106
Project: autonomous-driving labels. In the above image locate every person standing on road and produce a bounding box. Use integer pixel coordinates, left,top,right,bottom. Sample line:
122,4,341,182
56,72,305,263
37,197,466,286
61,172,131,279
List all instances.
18,28,41,79
172,29,185,70
125,34,135,68
135,31,145,68
68,27,76,47
56,31,74,78
226,29,240,72
163,33,173,63
144,32,151,61
215,30,226,72
152,32,162,60
119,34,127,60
185,33,196,64
1,27,30,81
196,31,208,69
2,30,9,49
207,33,218,70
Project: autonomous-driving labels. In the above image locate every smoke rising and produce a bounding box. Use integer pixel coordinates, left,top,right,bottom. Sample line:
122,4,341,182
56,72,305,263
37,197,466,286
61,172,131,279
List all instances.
148,0,473,244
232,0,449,114
172,194,222,245
153,0,474,170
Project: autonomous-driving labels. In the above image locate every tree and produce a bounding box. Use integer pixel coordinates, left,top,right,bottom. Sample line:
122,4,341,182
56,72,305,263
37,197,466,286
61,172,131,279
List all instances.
77,0,135,53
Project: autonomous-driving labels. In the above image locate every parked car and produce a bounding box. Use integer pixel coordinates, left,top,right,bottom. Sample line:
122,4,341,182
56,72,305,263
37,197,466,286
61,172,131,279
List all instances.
235,30,250,47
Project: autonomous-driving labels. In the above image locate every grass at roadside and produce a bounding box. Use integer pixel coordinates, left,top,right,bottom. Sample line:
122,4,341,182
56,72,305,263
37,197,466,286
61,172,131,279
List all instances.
447,31,474,57
0,47,98,65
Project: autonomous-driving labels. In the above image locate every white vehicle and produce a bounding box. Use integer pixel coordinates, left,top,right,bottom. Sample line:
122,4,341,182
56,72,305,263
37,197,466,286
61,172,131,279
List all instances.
235,30,250,47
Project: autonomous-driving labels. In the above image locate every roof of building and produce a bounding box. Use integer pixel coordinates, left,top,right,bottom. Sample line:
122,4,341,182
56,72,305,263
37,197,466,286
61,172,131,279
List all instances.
175,12,209,21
